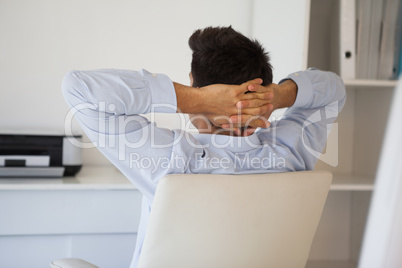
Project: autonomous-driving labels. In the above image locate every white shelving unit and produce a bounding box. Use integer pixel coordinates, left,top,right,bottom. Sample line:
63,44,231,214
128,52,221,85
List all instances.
306,0,397,267
344,79,398,88
331,174,374,191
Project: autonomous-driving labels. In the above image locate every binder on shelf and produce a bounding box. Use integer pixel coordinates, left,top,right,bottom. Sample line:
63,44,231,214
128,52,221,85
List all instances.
331,0,356,79
367,0,384,79
399,37,402,77
355,0,402,80
395,1,402,78
378,0,402,80
356,0,372,79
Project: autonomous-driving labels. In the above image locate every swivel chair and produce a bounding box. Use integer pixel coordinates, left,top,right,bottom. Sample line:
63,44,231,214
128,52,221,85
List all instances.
51,170,332,268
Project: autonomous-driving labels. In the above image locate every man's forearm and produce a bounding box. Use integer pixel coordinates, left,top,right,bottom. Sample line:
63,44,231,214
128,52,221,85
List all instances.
274,79,298,110
173,81,252,116
173,82,203,114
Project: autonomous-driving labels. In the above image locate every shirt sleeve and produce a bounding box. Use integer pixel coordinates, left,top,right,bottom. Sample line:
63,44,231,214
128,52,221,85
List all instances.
62,69,203,200
62,69,177,115
257,68,346,170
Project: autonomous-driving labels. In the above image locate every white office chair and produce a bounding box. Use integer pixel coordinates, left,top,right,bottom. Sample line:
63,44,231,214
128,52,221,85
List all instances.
51,170,332,268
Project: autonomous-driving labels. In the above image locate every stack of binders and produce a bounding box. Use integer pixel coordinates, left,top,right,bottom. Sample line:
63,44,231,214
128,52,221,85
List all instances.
335,0,402,80
355,0,402,80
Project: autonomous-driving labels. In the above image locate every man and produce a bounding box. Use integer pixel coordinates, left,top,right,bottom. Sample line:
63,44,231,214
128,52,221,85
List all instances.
62,26,346,268
187,26,273,136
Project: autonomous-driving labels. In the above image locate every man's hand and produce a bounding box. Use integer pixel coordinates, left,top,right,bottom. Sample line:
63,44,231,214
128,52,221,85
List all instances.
175,78,272,124
222,79,298,132
221,82,278,130
174,78,297,136
200,78,271,118
200,79,276,132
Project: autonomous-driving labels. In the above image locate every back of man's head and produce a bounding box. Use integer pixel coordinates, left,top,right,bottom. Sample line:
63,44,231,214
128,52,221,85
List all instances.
189,26,272,88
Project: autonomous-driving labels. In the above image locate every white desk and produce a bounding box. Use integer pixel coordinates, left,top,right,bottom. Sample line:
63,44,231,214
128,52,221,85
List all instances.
0,166,142,268
0,166,137,190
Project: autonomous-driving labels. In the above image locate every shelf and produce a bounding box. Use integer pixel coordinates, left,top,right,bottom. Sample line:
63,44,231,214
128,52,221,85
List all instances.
330,174,375,191
0,166,136,191
306,260,356,268
344,79,398,89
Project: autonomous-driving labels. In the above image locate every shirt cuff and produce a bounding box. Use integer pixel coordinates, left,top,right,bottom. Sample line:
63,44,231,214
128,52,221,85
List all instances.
144,70,177,113
280,71,314,109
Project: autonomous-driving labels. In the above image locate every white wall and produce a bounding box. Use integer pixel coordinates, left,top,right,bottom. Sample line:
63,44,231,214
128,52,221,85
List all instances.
252,0,310,82
0,0,309,165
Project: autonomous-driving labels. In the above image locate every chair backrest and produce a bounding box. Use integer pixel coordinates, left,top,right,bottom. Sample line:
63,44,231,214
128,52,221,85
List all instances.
138,170,332,268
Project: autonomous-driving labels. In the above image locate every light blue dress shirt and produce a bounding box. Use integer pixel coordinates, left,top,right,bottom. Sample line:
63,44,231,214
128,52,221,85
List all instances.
62,68,346,268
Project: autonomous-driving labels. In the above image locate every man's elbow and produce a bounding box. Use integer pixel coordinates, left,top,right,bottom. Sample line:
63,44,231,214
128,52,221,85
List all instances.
61,70,82,106
330,72,347,110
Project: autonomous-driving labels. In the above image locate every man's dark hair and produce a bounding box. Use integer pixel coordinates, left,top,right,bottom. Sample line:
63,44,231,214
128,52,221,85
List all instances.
189,26,272,87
